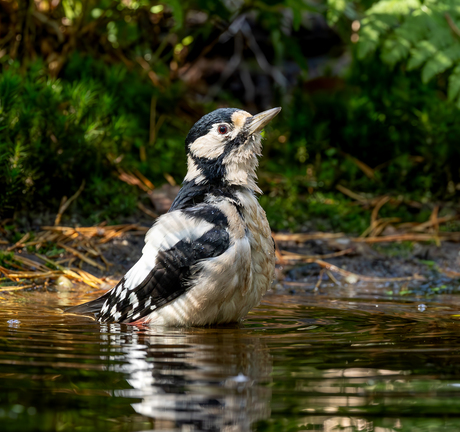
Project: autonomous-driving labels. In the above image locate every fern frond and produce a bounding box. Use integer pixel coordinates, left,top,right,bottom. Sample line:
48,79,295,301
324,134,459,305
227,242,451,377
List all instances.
365,0,422,15
327,0,357,26
407,41,438,71
448,64,460,104
351,0,460,96
381,35,411,66
422,44,460,83
358,15,397,59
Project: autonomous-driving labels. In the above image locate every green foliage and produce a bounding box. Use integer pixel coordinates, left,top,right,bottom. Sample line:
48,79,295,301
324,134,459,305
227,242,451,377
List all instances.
257,38,460,232
327,0,357,26
353,0,460,107
1,0,460,233
0,56,189,220
0,250,14,268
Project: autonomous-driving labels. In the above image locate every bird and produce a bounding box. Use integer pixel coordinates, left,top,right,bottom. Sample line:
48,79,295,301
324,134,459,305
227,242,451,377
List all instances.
68,106,281,326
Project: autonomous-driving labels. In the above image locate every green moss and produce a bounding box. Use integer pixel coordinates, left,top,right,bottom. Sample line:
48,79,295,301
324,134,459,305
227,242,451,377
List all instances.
0,56,189,222
373,242,414,258
0,251,15,267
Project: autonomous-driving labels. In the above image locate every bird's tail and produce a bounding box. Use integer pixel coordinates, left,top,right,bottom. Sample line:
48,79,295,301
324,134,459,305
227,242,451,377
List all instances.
66,290,112,318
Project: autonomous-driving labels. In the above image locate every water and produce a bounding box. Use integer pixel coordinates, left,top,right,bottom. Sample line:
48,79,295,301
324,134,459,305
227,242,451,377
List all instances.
2,286,460,431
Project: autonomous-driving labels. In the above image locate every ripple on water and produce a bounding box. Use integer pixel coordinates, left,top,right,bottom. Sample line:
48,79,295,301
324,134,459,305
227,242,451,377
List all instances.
1,288,460,431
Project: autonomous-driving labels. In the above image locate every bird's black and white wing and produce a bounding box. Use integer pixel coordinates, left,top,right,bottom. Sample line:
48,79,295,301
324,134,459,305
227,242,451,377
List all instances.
68,204,229,323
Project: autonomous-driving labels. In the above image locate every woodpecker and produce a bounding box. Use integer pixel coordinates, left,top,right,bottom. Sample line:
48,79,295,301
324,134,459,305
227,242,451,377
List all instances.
68,107,281,326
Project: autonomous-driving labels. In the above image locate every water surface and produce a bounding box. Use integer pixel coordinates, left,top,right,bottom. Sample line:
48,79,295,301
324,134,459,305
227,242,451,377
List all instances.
1,285,460,431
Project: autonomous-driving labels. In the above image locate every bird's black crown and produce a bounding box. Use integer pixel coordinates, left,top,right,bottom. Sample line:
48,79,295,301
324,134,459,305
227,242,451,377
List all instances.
185,108,242,151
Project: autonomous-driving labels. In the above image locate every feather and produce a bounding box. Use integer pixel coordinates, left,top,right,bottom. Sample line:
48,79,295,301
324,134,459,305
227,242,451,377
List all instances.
68,205,229,323
66,290,112,316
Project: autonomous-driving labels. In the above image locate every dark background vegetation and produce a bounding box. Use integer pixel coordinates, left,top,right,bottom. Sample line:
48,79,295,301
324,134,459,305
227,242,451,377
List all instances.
1,0,459,233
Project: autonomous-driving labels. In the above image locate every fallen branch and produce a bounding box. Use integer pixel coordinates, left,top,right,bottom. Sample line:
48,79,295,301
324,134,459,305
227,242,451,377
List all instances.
118,169,153,192
0,255,113,290
0,284,35,292
11,254,49,272
352,233,460,243
314,268,325,292
0,223,149,291
342,153,375,179
335,184,370,203
57,243,105,271
371,218,402,238
430,205,441,247
7,232,31,251
273,232,345,242
137,202,159,219
3,270,57,279
313,259,424,284
280,248,354,261
326,269,340,285
440,268,460,279
412,214,457,232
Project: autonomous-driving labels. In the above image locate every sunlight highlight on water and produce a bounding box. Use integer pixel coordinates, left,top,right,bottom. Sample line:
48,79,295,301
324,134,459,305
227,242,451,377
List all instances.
1,287,460,431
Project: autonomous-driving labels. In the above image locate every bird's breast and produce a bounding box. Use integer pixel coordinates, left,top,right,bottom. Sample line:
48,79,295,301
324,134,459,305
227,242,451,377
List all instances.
235,190,275,298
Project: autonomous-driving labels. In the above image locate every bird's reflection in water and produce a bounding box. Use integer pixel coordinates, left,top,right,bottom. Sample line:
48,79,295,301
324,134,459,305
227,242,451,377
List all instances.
100,324,272,431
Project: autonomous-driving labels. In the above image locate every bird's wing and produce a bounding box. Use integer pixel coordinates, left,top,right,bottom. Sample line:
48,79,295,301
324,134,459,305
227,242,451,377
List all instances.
68,204,229,323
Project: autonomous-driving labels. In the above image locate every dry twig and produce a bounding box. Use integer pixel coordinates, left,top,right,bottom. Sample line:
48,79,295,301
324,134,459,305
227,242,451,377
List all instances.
280,248,354,262
313,259,424,284
57,243,105,271
273,232,345,242
314,268,325,292
335,184,369,203
352,233,460,243
430,205,441,247
137,202,159,219
7,232,31,251
0,285,35,292
54,180,85,226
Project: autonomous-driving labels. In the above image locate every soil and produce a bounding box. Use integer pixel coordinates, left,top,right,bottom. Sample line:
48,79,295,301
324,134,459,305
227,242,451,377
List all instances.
3,210,460,298
61,227,460,297
276,236,460,297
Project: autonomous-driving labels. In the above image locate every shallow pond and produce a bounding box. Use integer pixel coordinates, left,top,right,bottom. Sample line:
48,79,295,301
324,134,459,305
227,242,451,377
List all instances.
2,285,460,431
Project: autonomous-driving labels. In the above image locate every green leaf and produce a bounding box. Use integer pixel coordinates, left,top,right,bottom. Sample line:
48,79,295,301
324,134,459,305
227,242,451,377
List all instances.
359,12,402,58
366,0,422,15
407,41,437,71
62,0,82,21
163,0,184,30
421,44,460,83
327,0,347,26
285,0,314,31
381,35,411,66
448,64,460,101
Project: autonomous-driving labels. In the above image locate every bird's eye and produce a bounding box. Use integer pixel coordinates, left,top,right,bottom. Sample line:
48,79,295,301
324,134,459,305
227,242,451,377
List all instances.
218,125,228,135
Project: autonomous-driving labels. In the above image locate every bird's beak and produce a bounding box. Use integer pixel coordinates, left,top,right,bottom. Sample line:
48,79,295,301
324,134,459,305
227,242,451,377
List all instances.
247,107,282,134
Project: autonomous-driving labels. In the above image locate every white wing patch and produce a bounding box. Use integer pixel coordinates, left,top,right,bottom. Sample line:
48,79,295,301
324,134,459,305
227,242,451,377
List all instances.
122,211,215,290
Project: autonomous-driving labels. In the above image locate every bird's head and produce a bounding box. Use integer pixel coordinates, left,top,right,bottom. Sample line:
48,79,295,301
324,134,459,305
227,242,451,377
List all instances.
184,107,281,192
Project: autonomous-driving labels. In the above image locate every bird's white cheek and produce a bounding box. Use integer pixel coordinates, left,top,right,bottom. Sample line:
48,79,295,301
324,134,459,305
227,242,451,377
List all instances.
189,132,226,159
